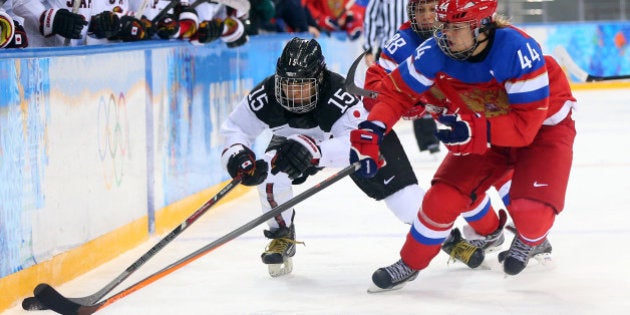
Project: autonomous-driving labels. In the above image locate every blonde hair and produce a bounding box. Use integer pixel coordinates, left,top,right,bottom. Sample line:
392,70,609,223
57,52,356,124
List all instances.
494,14,511,28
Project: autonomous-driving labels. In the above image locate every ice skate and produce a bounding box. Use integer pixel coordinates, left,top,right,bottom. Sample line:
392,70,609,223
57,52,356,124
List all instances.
368,259,419,293
261,224,301,277
498,236,553,275
441,228,485,268
463,224,506,254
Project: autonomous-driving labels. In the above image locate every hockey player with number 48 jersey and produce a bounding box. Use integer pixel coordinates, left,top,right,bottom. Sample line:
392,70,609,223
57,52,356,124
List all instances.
350,0,577,291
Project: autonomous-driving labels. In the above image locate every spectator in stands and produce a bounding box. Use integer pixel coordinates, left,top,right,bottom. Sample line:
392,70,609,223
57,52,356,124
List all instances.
264,0,321,38
245,0,275,35
303,0,365,41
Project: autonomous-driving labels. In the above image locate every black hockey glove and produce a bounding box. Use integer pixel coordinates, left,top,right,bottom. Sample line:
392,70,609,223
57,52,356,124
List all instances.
88,11,121,39
8,21,28,48
271,135,321,181
1,14,28,48
117,15,153,41
290,166,322,185
191,19,223,44
222,144,268,186
221,17,248,48
156,14,179,39
39,8,87,39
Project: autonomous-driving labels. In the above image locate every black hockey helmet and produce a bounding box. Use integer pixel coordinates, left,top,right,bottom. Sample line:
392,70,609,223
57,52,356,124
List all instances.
275,37,326,114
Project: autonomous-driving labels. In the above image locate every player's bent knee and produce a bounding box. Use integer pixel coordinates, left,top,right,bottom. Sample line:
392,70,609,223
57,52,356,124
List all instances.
422,182,471,224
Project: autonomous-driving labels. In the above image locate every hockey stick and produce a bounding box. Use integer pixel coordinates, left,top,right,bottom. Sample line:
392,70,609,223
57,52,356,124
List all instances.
22,176,242,311
64,0,82,46
553,45,630,82
345,51,379,98
33,162,360,315
135,0,151,19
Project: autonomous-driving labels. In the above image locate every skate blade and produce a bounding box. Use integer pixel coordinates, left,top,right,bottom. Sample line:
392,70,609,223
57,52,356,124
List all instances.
268,257,293,277
367,282,407,293
533,252,553,266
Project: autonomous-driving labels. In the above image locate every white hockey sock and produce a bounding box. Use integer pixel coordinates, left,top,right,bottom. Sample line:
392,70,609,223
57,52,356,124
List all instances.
384,184,425,224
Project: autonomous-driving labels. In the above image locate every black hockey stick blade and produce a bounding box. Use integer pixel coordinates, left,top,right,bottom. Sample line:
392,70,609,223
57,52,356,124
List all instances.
23,176,242,312
36,162,360,314
344,52,379,99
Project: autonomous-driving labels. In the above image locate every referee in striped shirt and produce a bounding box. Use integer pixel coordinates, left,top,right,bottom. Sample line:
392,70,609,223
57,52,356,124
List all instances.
362,0,409,65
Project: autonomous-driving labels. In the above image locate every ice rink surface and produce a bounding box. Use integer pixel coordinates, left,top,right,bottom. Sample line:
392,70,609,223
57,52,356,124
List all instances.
5,88,630,315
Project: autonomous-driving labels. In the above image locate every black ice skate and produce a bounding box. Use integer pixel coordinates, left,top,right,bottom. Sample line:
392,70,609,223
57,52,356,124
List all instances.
368,259,419,293
498,236,553,275
441,228,485,268
261,224,301,277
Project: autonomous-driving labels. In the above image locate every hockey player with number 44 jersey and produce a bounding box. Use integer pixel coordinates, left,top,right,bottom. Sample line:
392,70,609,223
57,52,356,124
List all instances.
350,0,577,291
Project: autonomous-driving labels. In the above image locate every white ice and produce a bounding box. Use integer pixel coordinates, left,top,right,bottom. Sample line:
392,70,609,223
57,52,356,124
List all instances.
5,88,630,315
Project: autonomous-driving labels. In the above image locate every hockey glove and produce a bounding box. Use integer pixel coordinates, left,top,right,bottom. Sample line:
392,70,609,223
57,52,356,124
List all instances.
156,14,179,39
175,5,199,39
39,8,87,39
0,11,15,48
271,134,321,181
5,20,28,48
349,121,386,178
290,166,322,185
222,144,268,186
88,11,121,39
221,17,248,48
117,15,152,41
319,16,340,32
436,112,490,156
191,19,223,44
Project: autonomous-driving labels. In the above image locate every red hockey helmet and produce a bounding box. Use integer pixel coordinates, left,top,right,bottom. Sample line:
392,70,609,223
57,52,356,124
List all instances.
435,0,497,26
434,0,497,60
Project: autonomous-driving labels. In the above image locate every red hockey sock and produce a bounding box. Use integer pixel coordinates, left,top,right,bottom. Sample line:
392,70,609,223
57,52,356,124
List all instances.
509,198,556,245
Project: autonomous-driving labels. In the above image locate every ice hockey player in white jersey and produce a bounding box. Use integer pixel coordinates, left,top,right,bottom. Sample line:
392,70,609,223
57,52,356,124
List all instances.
221,37,427,277
11,0,86,46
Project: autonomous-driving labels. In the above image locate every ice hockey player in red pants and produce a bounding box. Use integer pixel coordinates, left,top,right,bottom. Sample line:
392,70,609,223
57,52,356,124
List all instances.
349,0,576,291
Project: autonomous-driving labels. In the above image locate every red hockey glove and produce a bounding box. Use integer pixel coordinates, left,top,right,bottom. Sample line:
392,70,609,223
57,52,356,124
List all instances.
175,5,198,39
319,16,340,32
350,121,386,178
436,112,490,155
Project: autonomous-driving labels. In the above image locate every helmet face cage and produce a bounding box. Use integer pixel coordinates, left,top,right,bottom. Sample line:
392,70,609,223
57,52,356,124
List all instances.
274,76,319,114
433,0,497,60
275,37,326,114
408,0,437,39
